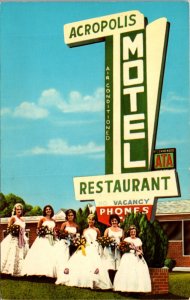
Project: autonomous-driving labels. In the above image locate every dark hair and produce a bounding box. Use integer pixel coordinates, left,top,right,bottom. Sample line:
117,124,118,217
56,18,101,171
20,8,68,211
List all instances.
109,214,120,225
65,209,76,220
43,205,54,218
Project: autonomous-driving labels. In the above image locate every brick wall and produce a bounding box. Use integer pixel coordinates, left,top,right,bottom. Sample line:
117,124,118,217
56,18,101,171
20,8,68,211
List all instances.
167,241,190,267
0,224,7,241
149,268,169,294
0,220,63,247
1,220,190,267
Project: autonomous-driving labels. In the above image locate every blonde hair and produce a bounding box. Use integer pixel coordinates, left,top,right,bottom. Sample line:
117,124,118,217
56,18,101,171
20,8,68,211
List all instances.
87,214,95,221
12,203,24,216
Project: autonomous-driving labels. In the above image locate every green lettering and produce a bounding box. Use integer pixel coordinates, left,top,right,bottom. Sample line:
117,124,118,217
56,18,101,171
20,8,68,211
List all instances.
161,176,170,189
105,180,113,192
141,178,150,191
96,181,103,193
132,179,140,191
88,181,94,194
151,177,160,190
113,180,122,192
129,14,136,26
85,24,91,35
80,182,87,194
77,25,83,37
69,27,77,38
123,179,130,192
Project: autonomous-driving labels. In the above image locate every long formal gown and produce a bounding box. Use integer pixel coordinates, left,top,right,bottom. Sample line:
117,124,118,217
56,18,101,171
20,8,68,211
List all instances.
55,226,77,283
56,228,112,290
113,237,152,292
103,228,123,271
21,220,57,278
1,216,29,276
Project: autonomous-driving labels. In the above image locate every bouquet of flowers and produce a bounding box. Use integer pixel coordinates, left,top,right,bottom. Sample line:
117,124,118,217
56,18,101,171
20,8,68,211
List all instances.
37,225,54,238
72,235,86,247
118,241,131,253
97,236,117,249
55,228,68,240
130,243,143,259
72,236,87,256
6,224,20,237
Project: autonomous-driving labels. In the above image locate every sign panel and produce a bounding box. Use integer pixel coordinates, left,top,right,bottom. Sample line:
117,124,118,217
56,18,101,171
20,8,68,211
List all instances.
64,11,180,224
152,148,176,170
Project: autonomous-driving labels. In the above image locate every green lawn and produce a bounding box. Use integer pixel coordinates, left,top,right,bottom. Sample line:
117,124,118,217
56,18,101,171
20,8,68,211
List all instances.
169,272,190,299
0,272,190,300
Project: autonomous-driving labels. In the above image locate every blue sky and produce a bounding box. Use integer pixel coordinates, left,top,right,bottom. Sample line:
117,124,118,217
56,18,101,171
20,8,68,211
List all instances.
1,1,189,213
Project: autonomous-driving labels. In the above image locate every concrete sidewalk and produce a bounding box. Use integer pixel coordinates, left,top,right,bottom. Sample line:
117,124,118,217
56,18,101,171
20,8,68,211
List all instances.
173,267,190,272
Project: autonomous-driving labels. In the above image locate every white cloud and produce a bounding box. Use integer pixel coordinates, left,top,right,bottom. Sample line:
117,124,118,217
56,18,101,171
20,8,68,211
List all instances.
0,108,12,116
21,139,104,156
156,139,187,147
161,92,188,114
39,88,66,110
2,87,104,120
52,119,101,127
39,87,104,113
160,105,187,114
14,102,49,119
89,153,105,159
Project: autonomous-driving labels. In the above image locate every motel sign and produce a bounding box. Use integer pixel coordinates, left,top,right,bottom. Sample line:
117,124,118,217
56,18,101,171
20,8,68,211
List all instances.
64,11,180,225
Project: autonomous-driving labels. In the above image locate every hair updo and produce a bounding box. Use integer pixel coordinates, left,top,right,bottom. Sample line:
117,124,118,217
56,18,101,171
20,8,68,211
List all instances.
65,209,76,220
109,214,120,225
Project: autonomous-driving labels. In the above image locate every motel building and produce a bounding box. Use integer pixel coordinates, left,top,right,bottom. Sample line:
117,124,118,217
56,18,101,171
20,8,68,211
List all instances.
0,200,190,269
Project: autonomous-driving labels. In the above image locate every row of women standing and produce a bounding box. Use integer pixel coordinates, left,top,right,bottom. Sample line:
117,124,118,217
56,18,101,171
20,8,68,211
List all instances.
1,203,152,293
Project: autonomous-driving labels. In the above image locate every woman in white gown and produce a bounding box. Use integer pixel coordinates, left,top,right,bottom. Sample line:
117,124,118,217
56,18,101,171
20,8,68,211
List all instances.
21,205,57,278
113,225,151,293
56,214,112,290
103,214,124,282
55,209,79,283
1,203,29,276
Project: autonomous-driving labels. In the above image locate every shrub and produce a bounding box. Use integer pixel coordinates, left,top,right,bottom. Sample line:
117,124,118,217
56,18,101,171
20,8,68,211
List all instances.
121,212,168,267
164,258,176,271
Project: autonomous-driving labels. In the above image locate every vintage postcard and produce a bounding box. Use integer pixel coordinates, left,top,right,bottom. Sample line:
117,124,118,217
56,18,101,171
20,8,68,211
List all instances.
1,1,189,299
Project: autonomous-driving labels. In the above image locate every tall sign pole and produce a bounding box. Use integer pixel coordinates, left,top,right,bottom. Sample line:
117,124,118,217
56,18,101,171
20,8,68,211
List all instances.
64,11,180,225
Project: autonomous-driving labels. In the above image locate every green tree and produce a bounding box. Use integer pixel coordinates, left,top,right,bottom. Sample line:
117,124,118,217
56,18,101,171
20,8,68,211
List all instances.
0,193,43,217
121,212,168,267
0,193,7,213
76,206,106,235
76,205,90,233
24,204,33,215
0,193,25,217
25,206,42,216
94,210,107,235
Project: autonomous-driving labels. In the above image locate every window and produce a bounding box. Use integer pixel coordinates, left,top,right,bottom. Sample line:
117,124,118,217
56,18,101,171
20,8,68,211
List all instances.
160,221,182,240
183,220,190,255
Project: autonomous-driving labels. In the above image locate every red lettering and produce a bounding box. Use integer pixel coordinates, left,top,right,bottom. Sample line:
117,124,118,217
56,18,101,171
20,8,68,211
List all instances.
166,153,173,168
155,154,162,168
96,205,153,225
161,153,167,167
